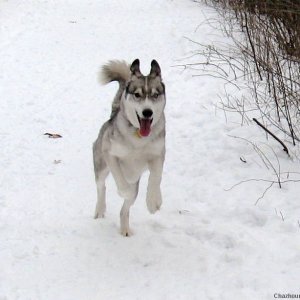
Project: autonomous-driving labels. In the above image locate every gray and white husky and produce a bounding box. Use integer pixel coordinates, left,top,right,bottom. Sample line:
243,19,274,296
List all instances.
93,59,166,236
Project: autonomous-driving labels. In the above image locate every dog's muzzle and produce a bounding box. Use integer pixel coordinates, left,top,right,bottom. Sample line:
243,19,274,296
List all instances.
136,110,153,137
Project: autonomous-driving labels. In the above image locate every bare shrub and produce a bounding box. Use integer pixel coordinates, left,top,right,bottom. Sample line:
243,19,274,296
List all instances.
189,0,300,151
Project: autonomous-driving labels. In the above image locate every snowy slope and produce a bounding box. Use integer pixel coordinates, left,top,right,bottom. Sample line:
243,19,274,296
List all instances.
1,0,300,299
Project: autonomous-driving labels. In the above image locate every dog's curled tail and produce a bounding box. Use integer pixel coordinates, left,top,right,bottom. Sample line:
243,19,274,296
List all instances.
99,60,130,118
99,60,130,86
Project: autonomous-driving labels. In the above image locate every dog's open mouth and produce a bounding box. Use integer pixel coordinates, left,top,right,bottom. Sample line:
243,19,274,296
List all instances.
136,113,153,137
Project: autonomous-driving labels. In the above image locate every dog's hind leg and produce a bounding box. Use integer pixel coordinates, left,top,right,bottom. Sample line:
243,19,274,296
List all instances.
120,180,139,237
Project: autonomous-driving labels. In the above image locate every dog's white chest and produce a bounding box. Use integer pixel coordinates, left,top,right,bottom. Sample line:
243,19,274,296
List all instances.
119,155,147,183
109,136,164,184
109,140,131,158
109,135,164,158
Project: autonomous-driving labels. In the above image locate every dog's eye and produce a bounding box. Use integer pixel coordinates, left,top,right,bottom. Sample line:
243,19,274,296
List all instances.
152,93,159,99
134,93,141,98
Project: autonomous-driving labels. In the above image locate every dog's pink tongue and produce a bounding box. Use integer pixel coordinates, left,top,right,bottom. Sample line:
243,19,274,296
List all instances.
139,118,151,137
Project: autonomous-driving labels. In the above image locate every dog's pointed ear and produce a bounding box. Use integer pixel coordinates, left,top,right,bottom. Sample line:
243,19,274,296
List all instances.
150,59,161,77
130,59,141,76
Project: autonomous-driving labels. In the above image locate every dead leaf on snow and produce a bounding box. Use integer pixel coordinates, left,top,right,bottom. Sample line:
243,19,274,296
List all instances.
44,133,62,138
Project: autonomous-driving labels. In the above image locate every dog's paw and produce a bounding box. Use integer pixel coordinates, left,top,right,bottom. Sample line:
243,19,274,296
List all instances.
94,211,105,219
146,189,162,214
120,227,133,237
94,202,106,219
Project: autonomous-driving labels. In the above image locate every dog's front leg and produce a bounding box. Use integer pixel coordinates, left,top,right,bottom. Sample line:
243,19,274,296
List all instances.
146,157,164,214
120,180,139,237
104,153,136,200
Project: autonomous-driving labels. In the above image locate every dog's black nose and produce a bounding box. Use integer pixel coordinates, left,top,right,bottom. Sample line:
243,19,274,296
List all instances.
142,109,153,118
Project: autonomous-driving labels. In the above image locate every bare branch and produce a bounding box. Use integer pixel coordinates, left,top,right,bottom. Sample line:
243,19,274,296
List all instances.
252,118,289,156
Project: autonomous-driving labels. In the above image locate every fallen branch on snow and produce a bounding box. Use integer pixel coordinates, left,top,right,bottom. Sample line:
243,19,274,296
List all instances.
252,118,289,156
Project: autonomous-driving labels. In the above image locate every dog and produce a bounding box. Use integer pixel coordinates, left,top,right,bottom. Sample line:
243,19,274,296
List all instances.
93,59,166,236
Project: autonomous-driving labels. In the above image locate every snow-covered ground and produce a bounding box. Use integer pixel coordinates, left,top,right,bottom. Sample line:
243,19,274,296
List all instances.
1,1,300,299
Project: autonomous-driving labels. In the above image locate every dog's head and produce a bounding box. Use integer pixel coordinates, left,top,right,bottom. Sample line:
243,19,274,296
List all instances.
123,59,166,137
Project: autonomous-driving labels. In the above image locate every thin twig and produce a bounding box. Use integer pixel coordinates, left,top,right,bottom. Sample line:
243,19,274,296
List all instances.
243,12,263,81
255,181,274,205
280,211,285,222
224,178,300,192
